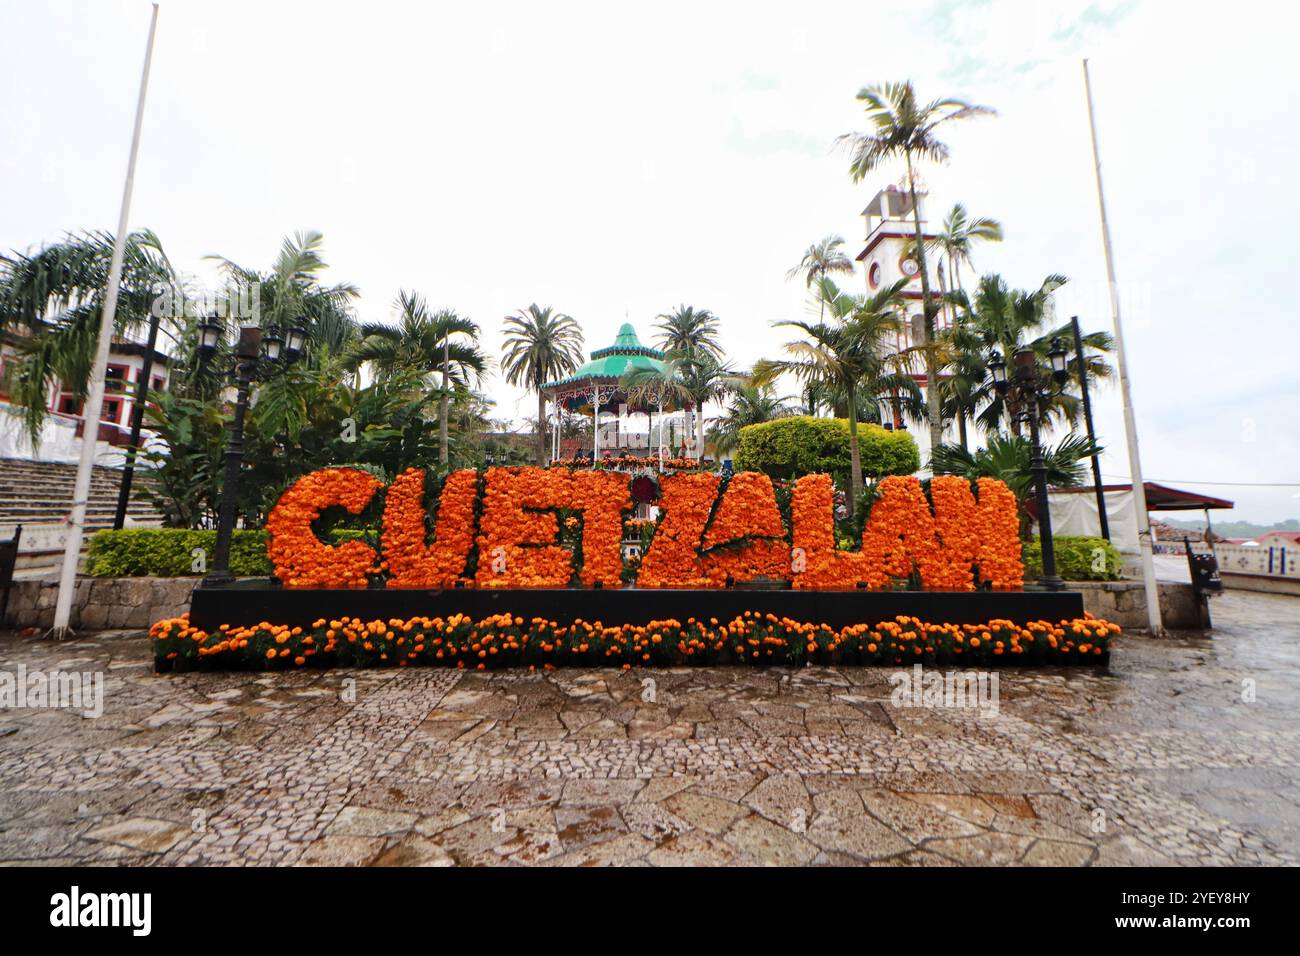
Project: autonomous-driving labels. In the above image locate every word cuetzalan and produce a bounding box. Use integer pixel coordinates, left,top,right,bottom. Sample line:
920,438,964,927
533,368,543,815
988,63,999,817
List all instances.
266,466,1025,592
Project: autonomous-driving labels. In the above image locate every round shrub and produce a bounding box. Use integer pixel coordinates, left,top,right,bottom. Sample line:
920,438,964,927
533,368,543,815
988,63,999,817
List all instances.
733,416,919,483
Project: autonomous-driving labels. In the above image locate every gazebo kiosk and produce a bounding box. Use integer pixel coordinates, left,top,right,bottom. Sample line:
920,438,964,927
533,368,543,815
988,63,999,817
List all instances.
541,323,693,464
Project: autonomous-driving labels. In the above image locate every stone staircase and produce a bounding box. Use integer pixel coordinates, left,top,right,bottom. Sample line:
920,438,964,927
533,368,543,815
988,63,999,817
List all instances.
0,457,164,575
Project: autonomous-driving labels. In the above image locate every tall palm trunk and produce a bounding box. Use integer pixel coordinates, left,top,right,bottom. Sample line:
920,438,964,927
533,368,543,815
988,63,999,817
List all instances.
438,336,450,465
695,401,706,461
937,258,949,329
957,410,968,451
815,282,826,420
845,387,862,516
535,384,547,466
905,151,943,454
951,257,961,329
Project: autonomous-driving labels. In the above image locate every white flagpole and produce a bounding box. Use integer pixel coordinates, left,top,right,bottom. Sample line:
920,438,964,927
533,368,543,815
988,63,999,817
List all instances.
1082,58,1163,635
51,4,160,638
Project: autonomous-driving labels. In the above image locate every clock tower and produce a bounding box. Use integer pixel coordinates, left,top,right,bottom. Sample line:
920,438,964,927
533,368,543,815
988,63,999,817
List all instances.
855,183,954,467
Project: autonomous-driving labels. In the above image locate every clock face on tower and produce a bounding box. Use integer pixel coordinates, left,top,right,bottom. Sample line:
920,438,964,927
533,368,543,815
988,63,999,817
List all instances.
899,255,920,278
868,261,881,289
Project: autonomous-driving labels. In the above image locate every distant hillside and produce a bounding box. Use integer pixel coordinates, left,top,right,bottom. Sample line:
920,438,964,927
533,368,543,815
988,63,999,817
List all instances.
1164,517,1300,539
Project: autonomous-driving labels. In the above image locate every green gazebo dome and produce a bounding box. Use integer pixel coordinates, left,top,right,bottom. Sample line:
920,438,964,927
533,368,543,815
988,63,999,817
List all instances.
543,323,665,394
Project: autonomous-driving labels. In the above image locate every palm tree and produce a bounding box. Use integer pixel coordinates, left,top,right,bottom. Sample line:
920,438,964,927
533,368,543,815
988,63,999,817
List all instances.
0,229,177,443
952,273,1115,435
787,235,855,322
619,353,697,468
931,431,1101,538
653,305,722,361
346,291,487,464
930,203,1002,301
208,230,361,366
677,350,741,459
707,375,796,455
841,80,995,451
501,304,584,465
928,203,1002,328
755,277,917,513
931,317,991,450
652,307,727,449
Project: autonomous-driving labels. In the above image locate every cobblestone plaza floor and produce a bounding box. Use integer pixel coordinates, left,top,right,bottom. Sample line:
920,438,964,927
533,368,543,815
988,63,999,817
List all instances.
1,589,1297,866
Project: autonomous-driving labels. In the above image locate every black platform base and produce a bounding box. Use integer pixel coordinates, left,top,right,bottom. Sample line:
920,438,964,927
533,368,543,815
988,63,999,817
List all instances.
188,583,1085,632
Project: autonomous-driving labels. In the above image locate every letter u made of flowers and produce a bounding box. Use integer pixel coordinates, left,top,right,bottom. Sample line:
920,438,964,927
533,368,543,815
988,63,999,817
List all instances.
381,468,480,589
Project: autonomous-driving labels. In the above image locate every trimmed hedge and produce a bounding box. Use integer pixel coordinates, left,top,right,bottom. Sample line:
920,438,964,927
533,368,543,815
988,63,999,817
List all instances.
733,416,920,482
1022,535,1123,581
86,528,274,578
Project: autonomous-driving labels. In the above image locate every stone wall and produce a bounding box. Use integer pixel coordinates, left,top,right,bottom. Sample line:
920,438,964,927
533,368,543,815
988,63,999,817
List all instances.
4,576,198,631
1074,579,1210,632
1221,572,1300,597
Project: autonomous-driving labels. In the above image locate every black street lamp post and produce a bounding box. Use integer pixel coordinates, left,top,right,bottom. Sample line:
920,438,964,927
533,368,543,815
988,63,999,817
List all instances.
112,308,162,530
200,321,305,588
989,338,1070,591
1070,315,1109,542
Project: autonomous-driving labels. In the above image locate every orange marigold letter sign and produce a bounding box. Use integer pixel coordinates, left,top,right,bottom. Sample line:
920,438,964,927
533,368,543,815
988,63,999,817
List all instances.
571,469,633,587
790,474,884,590
637,473,719,588
266,467,383,588
862,475,949,589
382,468,479,589
264,465,1026,593
699,472,790,584
475,467,577,588
790,473,1024,591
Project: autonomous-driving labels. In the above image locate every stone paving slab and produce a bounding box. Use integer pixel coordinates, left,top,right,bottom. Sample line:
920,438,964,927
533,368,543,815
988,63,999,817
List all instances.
1,590,1298,866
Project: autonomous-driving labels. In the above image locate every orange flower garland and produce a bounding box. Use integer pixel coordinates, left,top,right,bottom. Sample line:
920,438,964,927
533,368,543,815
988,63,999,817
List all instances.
153,611,1119,672
266,468,383,588
381,468,479,589
637,472,719,588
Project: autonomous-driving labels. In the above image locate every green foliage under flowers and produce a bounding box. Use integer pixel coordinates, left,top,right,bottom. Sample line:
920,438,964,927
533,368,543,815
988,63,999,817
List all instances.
734,416,919,484
152,611,1117,672
1022,535,1122,581
86,528,273,577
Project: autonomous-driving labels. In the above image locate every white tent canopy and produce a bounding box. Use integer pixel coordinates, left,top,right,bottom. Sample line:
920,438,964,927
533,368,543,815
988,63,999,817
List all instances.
1044,482,1235,556
1047,489,1138,553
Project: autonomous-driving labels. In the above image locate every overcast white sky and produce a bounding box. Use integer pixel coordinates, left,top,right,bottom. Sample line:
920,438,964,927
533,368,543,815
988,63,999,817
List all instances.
2,0,1296,522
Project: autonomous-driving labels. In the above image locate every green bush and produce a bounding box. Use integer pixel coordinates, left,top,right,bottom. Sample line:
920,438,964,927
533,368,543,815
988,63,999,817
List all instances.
86,528,273,577
733,416,919,482
1022,535,1122,581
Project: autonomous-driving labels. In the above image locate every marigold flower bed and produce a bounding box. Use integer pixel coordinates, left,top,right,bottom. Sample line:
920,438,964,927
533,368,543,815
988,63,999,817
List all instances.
151,611,1118,672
